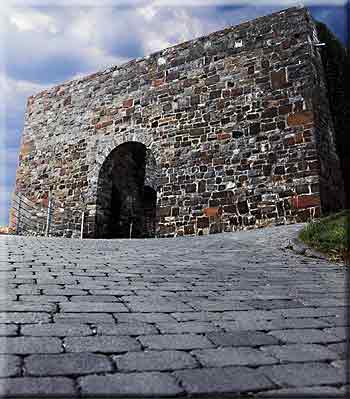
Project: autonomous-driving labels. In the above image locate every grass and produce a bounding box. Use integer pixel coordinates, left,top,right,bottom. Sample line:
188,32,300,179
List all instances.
299,210,350,263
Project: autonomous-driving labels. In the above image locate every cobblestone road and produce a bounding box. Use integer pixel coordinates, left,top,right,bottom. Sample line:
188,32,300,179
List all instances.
0,224,348,397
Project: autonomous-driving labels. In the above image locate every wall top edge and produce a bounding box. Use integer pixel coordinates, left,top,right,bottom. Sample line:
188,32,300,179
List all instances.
28,5,308,102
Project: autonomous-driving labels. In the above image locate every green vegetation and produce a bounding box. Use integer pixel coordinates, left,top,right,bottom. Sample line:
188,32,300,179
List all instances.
299,211,350,263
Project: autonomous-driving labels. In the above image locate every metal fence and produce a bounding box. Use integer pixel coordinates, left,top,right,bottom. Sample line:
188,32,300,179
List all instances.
10,192,84,238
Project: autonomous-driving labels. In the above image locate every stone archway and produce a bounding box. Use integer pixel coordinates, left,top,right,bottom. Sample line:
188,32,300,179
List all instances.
95,141,159,238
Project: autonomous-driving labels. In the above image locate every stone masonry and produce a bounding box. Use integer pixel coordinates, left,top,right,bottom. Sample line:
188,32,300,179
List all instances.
12,6,345,238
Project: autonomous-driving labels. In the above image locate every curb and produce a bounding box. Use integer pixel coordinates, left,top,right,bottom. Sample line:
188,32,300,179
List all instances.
285,228,330,261
290,236,328,260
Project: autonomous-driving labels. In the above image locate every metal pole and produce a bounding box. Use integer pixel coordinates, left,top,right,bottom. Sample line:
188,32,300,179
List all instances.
45,192,52,237
16,194,22,235
80,211,85,239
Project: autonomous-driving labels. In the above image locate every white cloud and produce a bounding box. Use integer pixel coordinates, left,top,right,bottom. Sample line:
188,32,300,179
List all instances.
137,4,158,20
0,73,48,128
10,8,59,33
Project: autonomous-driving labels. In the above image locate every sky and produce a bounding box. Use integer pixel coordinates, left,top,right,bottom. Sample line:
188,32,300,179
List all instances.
0,0,348,226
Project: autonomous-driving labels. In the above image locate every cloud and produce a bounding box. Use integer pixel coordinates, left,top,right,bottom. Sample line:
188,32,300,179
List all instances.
9,8,59,33
3,7,128,84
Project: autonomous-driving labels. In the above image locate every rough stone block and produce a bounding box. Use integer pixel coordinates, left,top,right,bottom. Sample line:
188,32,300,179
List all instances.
0,355,21,377
258,362,345,387
206,331,280,347
260,344,339,363
78,372,183,396
175,367,275,394
0,377,77,396
271,69,287,89
64,336,141,353
192,347,278,367
287,111,314,126
0,337,63,354
114,350,197,371
268,328,342,344
139,334,214,350
25,353,112,376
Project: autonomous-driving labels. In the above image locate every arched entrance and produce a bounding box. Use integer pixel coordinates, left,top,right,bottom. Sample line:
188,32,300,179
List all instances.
95,142,158,238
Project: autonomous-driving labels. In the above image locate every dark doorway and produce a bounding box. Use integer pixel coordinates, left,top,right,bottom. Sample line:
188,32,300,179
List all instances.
143,186,157,238
95,142,158,238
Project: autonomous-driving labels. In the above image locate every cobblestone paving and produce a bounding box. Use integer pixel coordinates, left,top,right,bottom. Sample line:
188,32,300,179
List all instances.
0,224,348,397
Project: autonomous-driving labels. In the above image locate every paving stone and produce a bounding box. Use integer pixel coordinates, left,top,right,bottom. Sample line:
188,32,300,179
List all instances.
189,300,254,311
139,334,214,350
260,343,340,363
126,300,193,312
70,295,119,302
221,309,281,321
216,319,271,331
317,315,348,327
21,323,92,336
323,327,347,340
331,359,347,369
171,311,224,321
247,299,305,310
96,322,158,335
259,362,346,387
277,307,346,318
54,312,115,323
156,321,220,334
12,287,41,295
0,301,56,312
268,328,343,344
60,302,129,312
206,331,280,347
114,350,197,371
301,297,345,307
257,385,342,396
174,367,275,394
42,288,88,295
267,317,333,330
327,342,347,359
338,385,350,395
0,312,51,324
19,295,69,302
64,336,141,353
25,353,112,376
0,337,63,354
192,347,278,367
78,372,183,396
0,355,21,377
89,289,133,296
0,324,18,336
114,313,177,323
0,377,77,396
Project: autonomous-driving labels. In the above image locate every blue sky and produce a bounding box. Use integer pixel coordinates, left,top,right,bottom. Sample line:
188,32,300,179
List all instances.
0,0,348,225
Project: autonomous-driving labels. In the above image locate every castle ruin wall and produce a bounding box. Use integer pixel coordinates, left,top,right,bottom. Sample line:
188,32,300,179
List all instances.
12,6,345,238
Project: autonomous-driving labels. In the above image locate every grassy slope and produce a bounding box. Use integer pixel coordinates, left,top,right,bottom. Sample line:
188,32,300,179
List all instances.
299,211,350,263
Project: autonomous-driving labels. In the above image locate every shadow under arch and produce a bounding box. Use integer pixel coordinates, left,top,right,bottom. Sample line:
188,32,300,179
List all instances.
95,141,159,238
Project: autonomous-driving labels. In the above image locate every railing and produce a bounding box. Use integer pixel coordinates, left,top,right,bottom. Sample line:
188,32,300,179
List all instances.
10,192,84,238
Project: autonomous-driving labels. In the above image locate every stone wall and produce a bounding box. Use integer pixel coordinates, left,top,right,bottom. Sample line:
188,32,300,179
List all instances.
315,21,350,209
308,18,346,213
12,6,345,238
